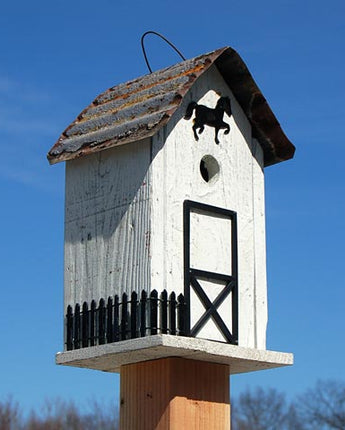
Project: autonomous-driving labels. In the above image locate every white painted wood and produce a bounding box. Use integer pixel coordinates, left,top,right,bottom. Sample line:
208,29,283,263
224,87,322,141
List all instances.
63,65,268,351
56,335,293,375
190,211,232,276
150,65,267,348
251,138,267,349
190,278,233,342
64,139,151,308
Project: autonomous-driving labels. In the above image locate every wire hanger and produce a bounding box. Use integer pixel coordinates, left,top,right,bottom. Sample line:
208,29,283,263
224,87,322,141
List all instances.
141,31,186,74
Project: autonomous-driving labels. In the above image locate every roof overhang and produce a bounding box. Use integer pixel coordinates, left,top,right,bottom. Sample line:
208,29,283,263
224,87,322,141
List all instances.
47,47,295,167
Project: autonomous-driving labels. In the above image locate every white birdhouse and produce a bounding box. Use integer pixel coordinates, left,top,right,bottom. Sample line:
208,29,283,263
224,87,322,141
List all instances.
49,46,295,373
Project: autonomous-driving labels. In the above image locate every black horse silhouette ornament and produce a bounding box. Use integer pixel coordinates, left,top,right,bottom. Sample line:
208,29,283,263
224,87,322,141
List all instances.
184,96,232,144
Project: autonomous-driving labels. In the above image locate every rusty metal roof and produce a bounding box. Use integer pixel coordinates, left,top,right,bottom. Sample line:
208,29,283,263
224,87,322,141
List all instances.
47,47,295,166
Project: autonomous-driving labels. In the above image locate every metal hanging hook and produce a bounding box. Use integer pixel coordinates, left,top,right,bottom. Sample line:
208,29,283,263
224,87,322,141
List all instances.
141,31,186,74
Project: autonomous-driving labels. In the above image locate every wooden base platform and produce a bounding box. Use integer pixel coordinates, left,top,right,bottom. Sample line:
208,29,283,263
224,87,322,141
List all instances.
56,334,293,375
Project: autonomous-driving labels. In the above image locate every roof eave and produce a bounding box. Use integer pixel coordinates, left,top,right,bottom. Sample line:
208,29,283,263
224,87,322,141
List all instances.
214,48,295,167
47,46,295,167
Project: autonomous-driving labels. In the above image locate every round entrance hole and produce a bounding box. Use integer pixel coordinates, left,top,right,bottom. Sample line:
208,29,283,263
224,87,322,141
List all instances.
200,155,220,183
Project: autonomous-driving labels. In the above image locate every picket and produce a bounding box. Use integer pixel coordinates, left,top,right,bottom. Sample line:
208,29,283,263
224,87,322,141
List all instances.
131,291,138,339
82,302,89,348
90,300,96,347
114,295,120,342
99,298,106,345
66,305,73,351
73,303,81,350
161,290,168,334
140,290,147,337
169,292,177,336
65,289,187,350
150,290,158,335
121,293,128,341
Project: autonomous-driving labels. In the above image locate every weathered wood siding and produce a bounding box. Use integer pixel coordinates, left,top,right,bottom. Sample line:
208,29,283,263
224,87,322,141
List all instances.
251,138,268,350
63,65,268,350
64,139,151,308
150,65,267,348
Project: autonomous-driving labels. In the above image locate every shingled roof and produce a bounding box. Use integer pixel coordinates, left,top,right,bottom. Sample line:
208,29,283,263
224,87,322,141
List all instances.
47,46,295,167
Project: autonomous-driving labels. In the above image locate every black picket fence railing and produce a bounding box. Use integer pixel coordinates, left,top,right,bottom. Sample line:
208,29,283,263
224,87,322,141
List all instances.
65,289,186,351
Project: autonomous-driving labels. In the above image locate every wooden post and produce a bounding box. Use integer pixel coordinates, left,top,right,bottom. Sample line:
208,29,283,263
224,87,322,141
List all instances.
120,357,230,429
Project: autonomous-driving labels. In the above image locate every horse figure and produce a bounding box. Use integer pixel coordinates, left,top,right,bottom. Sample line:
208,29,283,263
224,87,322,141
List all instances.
184,96,232,144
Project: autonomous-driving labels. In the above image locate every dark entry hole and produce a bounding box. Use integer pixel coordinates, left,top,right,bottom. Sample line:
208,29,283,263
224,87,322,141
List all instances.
199,155,220,183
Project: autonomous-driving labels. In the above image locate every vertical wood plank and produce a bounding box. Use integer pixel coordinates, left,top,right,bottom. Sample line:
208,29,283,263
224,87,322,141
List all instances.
64,140,151,308
120,357,230,430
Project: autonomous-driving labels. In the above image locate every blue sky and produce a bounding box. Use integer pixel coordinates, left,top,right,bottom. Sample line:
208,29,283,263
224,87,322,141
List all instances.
1,0,344,414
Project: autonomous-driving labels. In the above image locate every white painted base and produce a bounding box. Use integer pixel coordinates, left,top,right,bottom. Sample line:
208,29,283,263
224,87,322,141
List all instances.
56,335,293,375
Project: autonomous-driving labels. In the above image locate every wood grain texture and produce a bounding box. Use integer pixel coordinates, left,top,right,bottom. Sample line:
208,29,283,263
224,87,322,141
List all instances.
251,138,267,349
150,65,267,348
63,64,268,351
120,358,230,430
64,139,151,307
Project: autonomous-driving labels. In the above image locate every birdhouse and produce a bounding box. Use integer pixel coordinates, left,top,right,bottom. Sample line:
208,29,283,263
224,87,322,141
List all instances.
50,46,294,376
